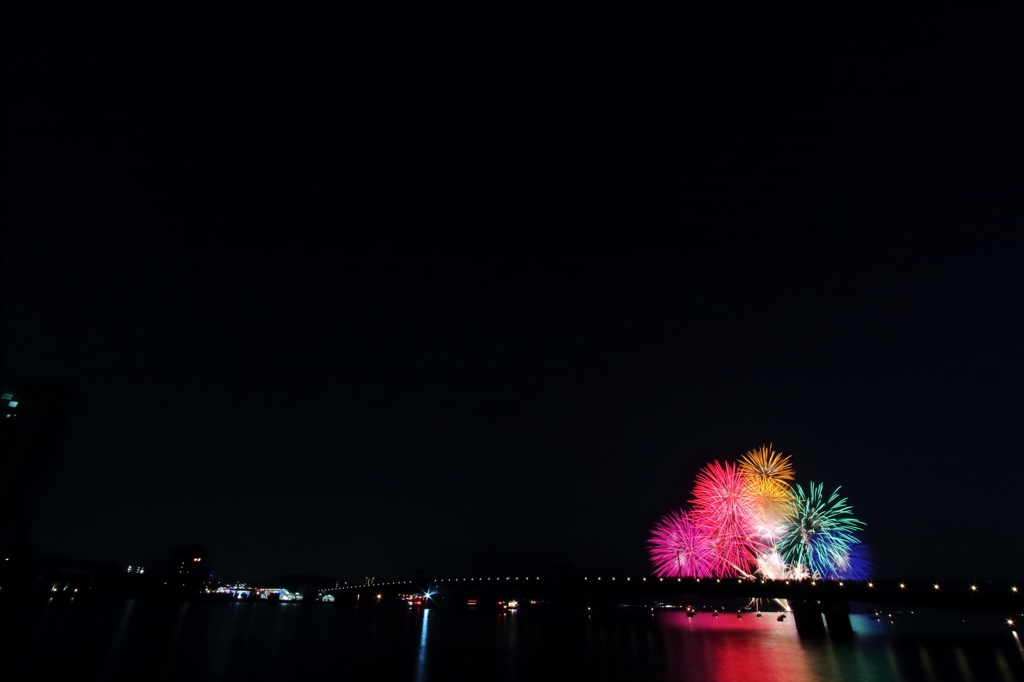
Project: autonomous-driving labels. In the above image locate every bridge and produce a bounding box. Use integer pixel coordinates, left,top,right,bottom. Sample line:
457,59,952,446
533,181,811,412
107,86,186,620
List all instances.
319,576,1021,638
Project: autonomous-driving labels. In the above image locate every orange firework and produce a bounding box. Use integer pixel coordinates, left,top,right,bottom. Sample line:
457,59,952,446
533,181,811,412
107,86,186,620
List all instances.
739,444,794,498
740,444,795,543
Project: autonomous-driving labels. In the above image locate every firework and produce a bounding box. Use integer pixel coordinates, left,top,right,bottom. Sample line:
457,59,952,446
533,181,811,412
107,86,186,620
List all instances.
739,444,794,489
739,445,795,544
690,460,761,576
649,445,870,580
753,549,809,581
776,482,865,580
739,445,794,509
832,537,873,581
754,549,789,580
648,510,716,578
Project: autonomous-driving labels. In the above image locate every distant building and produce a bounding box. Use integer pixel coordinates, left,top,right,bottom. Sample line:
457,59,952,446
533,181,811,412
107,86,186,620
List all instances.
0,378,73,554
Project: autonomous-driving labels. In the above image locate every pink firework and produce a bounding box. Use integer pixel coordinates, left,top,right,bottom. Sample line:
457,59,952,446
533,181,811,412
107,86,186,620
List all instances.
689,460,761,576
648,510,716,578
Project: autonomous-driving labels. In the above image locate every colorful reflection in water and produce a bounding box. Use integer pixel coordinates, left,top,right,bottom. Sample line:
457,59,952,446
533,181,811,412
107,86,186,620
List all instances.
658,611,1021,682
660,612,818,682
2,601,1022,682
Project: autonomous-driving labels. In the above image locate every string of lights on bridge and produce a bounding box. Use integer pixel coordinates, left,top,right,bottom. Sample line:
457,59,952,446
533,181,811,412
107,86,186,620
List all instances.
321,577,1019,594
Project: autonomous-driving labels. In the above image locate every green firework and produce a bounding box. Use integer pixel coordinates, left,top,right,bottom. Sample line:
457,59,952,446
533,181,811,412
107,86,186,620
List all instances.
776,482,864,579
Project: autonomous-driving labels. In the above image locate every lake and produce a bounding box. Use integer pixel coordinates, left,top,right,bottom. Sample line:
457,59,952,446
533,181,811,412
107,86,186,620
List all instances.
2,600,1021,681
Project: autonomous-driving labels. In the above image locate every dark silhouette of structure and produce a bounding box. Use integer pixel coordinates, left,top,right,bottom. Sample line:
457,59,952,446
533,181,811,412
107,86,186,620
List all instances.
324,575,1022,639
0,377,73,555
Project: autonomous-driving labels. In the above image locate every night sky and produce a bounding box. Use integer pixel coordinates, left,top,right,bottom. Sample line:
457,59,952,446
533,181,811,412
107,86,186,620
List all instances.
4,4,1023,582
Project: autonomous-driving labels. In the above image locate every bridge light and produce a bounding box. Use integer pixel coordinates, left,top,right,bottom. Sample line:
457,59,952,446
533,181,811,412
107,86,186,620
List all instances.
839,582,843,587
900,583,905,589
1013,587,1018,593
934,584,940,590
868,583,873,588
1008,619,1015,626
659,578,663,582
971,585,977,591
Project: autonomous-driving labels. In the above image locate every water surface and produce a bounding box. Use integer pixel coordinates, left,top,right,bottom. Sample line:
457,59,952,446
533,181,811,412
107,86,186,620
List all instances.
2,600,1021,681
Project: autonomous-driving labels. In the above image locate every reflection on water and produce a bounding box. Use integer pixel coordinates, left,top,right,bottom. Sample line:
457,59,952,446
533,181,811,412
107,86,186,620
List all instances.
99,599,135,679
415,608,430,682
655,612,1022,682
659,612,817,681
1,601,1021,681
